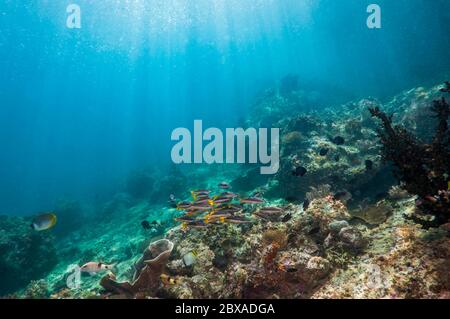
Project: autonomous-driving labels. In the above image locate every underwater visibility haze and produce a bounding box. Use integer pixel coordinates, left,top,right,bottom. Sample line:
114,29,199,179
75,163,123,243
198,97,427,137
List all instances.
0,0,449,299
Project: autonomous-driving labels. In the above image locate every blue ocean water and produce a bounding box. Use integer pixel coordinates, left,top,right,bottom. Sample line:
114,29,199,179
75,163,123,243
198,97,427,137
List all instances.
0,0,450,216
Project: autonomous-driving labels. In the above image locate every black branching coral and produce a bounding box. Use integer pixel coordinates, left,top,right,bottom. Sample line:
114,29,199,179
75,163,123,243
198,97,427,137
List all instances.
369,82,450,228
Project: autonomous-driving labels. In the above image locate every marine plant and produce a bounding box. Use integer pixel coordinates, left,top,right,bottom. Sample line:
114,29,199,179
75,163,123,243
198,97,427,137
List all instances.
369,82,450,228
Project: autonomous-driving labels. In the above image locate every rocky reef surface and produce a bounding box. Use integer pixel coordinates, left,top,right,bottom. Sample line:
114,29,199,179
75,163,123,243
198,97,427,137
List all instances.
1,81,449,299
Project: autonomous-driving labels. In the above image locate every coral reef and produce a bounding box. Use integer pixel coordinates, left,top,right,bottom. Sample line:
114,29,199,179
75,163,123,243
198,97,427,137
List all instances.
2,82,449,300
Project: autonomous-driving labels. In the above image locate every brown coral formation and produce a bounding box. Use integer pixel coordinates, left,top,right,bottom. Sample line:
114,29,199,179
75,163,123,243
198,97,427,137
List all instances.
100,239,174,298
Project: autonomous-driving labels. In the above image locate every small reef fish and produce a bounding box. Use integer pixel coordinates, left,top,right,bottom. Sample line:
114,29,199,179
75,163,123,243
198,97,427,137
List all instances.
280,266,298,273
219,192,239,199
303,199,310,211
205,212,232,223
254,209,283,220
182,220,210,229
192,189,211,195
227,204,244,210
259,206,284,213
253,211,274,220
141,220,151,230
365,160,374,170
224,216,253,224
160,274,179,286
281,213,292,222
189,203,213,211
218,182,231,189
292,166,307,177
425,195,438,203
175,215,196,223
251,191,264,198
195,194,210,200
193,198,212,206
240,197,265,204
142,220,159,230
182,250,198,267
205,215,228,224
184,210,204,216
177,201,192,210
213,204,243,213
31,213,57,231
319,148,329,156
168,194,178,208
191,190,211,200
209,197,232,205
331,136,345,145
80,262,114,275
209,209,233,217
212,254,229,271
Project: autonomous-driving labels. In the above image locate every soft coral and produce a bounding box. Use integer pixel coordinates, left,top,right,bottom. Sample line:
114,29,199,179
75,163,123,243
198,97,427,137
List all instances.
369,82,450,228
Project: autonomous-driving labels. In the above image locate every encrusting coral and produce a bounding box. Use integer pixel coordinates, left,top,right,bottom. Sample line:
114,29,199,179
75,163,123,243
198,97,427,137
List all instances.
369,81,450,228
